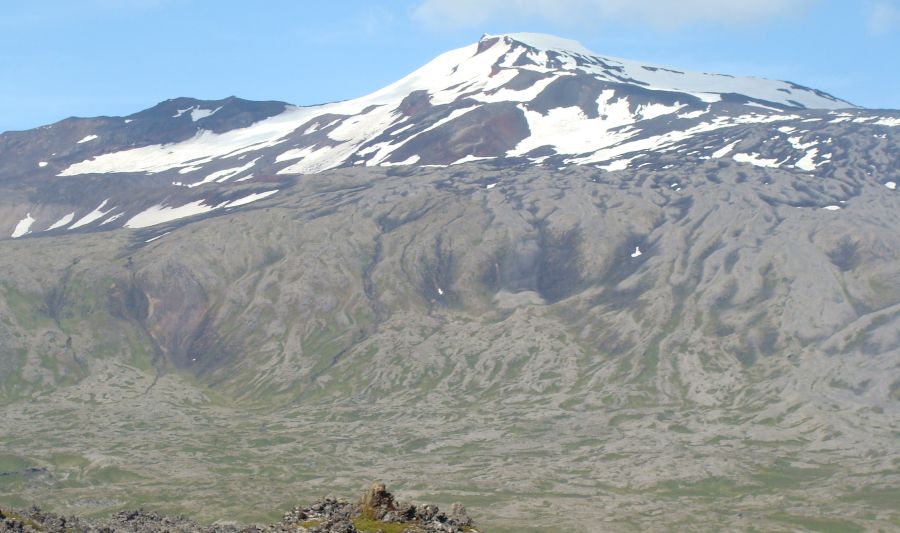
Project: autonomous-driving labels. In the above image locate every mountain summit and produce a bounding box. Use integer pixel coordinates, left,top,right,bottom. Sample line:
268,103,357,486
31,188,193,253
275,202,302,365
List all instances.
0,32,894,239
477,33,853,109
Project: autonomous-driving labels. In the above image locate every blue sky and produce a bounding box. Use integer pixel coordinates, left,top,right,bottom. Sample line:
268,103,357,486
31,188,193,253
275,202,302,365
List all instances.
1,0,898,132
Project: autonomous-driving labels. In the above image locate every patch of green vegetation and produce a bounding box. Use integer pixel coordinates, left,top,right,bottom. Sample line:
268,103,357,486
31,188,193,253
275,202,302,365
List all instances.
0,454,30,472
0,509,45,531
49,452,90,468
608,413,642,427
299,519,322,528
88,466,145,484
750,460,836,490
124,328,155,371
1,284,51,329
0,496,28,510
654,477,742,498
301,322,358,382
768,513,864,533
742,438,806,448
841,485,900,510
889,380,900,402
352,517,414,533
249,435,295,448
0,348,30,401
636,296,684,382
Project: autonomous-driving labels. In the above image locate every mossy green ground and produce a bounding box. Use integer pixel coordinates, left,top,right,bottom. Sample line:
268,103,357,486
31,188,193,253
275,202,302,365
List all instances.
352,517,410,533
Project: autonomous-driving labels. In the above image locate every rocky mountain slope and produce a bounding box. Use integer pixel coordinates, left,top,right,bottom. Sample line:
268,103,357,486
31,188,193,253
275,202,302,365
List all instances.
0,33,898,532
1,33,896,240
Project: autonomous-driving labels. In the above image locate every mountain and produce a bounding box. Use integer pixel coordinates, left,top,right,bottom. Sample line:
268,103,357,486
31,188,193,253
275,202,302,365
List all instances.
0,34,898,533
1,33,896,240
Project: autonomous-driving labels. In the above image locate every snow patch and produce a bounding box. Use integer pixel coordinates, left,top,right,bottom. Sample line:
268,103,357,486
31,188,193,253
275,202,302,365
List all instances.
390,124,415,136
873,117,900,127
711,140,740,159
100,213,124,225
188,157,260,188
573,115,748,166
498,33,596,56
420,106,480,135
788,136,818,150
124,200,215,229
277,145,347,174
124,189,279,229
190,106,222,121
70,200,114,229
822,205,842,211
630,246,643,258
222,189,279,208
76,134,98,144
638,102,686,120
59,106,323,176
38,161,48,168
10,213,36,238
795,149,819,172
511,91,637,156
473,74,560,104
46,212,75,231
381,155,421,167
452,154,495,165
733,152,780,168
145,232,171,243
744,102,783,112
600,159,631,171
886,181,897,190
677,109,707,119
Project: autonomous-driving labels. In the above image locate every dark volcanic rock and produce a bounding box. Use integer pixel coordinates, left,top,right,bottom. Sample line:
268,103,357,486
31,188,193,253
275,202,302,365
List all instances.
0,484,477,533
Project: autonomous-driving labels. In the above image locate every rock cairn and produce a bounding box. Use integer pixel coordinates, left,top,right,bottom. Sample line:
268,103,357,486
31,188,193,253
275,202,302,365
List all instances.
281,481,476,532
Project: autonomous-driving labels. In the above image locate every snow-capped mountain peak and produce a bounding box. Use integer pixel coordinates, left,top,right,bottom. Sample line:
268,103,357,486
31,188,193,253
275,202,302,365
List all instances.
479,33,853,110
2,33,896,239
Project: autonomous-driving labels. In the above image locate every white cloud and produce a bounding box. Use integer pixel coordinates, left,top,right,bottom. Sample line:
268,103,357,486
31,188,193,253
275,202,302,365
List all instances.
867,1,900,35
413,0,817,30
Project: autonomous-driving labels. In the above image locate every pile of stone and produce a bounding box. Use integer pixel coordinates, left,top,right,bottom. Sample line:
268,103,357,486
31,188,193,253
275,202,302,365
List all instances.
1,507,204,533
0,482,477,533
2,506,89,533
280,482,475,532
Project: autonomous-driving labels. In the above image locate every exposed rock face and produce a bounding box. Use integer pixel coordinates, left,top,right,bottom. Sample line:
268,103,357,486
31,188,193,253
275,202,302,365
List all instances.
0,485,476,533
360,481,393,512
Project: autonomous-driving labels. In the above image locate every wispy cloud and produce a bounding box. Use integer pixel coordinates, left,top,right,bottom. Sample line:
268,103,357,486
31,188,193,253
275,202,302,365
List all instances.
359,6,396,37
413,0,817,30
867,1,900,35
